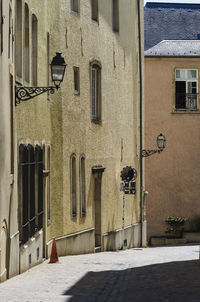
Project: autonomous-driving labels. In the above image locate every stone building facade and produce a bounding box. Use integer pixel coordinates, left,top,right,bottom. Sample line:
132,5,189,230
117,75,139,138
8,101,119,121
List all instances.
0,0,144,281
0,0,19,282
47,0,144,256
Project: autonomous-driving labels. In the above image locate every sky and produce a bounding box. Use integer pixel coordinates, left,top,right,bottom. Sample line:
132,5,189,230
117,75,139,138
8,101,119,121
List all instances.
144,0,200,4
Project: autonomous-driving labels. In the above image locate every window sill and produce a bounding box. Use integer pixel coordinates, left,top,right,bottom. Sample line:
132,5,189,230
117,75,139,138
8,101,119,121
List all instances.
71,10,80,17
74,91,80,96
91,118,101,124
172,109,200,114
113,29,120,35
15,76,23,86
91,18,99,25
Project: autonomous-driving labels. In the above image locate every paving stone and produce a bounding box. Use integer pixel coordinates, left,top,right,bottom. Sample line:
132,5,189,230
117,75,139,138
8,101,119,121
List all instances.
0,246,199,302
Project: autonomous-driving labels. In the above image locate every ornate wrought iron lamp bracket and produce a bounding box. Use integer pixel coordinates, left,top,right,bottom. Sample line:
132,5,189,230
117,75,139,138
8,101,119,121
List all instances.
15,85,59,106
142,148,163,158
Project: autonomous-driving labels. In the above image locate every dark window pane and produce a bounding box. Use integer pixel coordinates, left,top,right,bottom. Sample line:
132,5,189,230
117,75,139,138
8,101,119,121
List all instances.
28,144,35,238
37,146,43,230
175,81,186,109
20,144,29,244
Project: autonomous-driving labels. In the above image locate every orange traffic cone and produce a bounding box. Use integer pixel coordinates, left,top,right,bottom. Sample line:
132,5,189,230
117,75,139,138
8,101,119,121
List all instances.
49,237,59,263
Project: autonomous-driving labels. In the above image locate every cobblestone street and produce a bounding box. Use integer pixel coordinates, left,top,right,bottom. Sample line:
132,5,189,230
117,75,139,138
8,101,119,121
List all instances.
0,245,200,302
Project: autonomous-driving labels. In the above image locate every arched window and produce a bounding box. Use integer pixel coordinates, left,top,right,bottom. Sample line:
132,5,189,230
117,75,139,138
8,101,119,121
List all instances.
80,155,86,217
71,154,77,217
24,3,30,83
16,0,22,78
90,61,101,122
32,14,38,86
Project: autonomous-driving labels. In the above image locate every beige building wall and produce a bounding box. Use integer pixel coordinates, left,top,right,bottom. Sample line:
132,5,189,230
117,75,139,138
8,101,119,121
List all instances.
145,57,200,239
46,0,144,253
0,0,19,282
15,0,144,271
15,0,61,272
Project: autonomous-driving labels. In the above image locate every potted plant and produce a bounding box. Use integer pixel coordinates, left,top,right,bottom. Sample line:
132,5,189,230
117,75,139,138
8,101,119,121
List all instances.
165,216,187,238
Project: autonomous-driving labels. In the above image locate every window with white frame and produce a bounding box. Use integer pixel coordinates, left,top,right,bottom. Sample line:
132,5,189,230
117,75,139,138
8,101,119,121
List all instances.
175,69,198,110
91,62,101,122
71,0,79,13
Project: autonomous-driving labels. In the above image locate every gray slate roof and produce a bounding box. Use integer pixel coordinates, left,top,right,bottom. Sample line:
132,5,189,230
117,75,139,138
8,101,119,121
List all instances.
144,2,200,50
145,40,200,57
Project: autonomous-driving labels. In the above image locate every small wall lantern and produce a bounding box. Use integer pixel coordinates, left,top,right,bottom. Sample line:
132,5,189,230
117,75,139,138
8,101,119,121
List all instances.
142,133,167,157
15,52,67,105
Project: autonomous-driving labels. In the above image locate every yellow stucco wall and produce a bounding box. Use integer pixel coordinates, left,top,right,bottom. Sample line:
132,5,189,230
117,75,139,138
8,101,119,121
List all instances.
145,57,200,239
15,0,144,252
49,0,143,242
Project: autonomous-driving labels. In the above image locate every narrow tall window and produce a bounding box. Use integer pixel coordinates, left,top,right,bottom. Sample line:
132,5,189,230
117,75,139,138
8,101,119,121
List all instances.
71,154,77,217
36,145,43,231
16,0,22,77
0,0,2,54
28,144,35,238
32,14,38,86
175,69,198,111
71,0,79,13
8,7,12,59
112,0,119,33
73,66,80,95
91,62,101,122
24,4,29,83
91,0,98,22
80,156,86,217
19,144,44,244
10,74,14,174
20,144,29,244
47,145,51,224
47,32,50,99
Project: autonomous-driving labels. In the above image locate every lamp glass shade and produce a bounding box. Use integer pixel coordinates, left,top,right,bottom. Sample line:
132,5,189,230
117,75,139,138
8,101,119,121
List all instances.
51,65,66,82
50,52,67,86
157,133,166,149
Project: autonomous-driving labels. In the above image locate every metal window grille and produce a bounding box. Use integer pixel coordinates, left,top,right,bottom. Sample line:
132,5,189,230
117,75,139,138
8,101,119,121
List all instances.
28,144,36,238
36,145,43,230
19,144,43,244
175,93,198,110
20,144,29,244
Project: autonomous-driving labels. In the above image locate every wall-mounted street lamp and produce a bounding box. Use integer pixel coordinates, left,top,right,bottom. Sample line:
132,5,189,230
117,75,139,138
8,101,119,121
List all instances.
15,52,67,105
142,133,166,157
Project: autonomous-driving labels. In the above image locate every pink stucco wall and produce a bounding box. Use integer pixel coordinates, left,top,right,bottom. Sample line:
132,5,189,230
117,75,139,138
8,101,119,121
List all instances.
145,58,200,240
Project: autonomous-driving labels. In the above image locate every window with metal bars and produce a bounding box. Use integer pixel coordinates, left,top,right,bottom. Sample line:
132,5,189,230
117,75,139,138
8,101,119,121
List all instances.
19,144,43,244
175,69,198,111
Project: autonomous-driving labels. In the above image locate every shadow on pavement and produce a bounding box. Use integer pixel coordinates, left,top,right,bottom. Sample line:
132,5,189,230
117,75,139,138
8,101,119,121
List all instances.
63,260,200,302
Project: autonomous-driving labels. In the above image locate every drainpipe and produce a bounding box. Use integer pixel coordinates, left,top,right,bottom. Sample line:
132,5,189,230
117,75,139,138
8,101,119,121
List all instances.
137,0,144,247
